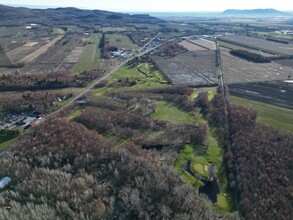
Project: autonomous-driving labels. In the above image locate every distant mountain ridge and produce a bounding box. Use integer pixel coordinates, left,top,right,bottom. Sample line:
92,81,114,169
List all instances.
223,8,289,16
0,4,162,26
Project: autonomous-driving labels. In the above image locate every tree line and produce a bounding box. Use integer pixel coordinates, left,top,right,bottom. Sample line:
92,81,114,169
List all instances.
199,91,293,220
0,70,104,92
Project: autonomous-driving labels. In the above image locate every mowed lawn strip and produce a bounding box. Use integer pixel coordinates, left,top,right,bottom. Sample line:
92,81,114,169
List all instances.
73,34,102,74
0,130,27,152
230,96,293,132
152,101,195,124
0,137,18,152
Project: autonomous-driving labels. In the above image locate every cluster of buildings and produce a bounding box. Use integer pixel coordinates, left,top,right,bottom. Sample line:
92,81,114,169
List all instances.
111,49,134,60
25,23,37,30
0,111,46,130
274,29,293,35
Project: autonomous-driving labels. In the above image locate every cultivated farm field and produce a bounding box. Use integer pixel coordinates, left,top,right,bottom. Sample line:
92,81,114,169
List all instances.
187,38,216,50
21,33,81,74
179,40,207,51
221,48,293,108
151,51,218,86
220,35,293,55
6,39,48,62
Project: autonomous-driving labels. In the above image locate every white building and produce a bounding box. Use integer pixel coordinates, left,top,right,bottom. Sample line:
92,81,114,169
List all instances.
0,176,11,189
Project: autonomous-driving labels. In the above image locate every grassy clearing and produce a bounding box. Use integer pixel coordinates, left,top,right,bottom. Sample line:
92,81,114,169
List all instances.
73,34,102,74
0,130,27,152
68,106,84,119
216,194,230,211
152,101,195,124
230,96,293,133
109,63,169,88
175,116,233,212
190,87,217,101
91,87,109,97
106,34,139,50
0,137,18,152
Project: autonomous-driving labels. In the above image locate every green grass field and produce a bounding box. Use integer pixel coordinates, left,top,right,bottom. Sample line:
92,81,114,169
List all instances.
109,63,169,88
175,116,233,212
190,87,217,101
73,34,102,74
0,136,18,152
230,96,293,133
0,130,27,152
68,106,84,119
106,34,139,50
152,101,195,124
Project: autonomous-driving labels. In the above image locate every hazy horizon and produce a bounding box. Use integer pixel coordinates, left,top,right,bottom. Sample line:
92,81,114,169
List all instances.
1,0,293,12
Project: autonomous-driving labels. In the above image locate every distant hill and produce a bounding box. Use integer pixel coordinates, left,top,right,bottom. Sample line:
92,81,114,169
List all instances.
223,9,289,16
0,4,162,26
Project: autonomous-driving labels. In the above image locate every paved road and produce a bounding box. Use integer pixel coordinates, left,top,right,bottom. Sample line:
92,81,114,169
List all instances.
0,35,175,159
53,34,165,115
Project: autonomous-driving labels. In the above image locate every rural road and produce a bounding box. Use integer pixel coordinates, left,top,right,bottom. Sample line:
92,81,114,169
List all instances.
0,34,166,158
54,34,165,114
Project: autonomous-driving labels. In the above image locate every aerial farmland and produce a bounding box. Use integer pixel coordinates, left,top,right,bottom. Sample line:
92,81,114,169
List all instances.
151,39,218,86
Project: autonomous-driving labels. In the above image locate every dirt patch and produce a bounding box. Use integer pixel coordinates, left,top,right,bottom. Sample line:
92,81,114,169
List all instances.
18,35,64,63
23,42,39,47
64,46,83,63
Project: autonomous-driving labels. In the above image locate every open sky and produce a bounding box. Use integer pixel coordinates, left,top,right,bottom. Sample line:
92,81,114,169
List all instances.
1,0,293,12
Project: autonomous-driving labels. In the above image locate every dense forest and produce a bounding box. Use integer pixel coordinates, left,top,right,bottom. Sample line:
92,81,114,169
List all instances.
0,70,103,92
226,104,293,220
0,117,237,220
0,91,62,114
205,93,293,220
1,83,291,219
0,85,241,219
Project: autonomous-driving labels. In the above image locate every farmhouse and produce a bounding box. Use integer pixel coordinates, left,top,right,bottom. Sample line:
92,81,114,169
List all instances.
0,176,11,189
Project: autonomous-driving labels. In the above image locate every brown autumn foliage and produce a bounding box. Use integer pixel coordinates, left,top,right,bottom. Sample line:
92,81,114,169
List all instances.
226,104,293,220
0,118,237,220
0,92,60,114
0,70,103,92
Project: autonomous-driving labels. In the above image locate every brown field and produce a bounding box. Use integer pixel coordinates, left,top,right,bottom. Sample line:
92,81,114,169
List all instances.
151,51,218,86
179,40,207,51
6,40,48,62
221,48,293,108
21,33,81,74
220,36,293,55
64,46,84,63
18,35,64,63
187,38,216,50
221,48,290,84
